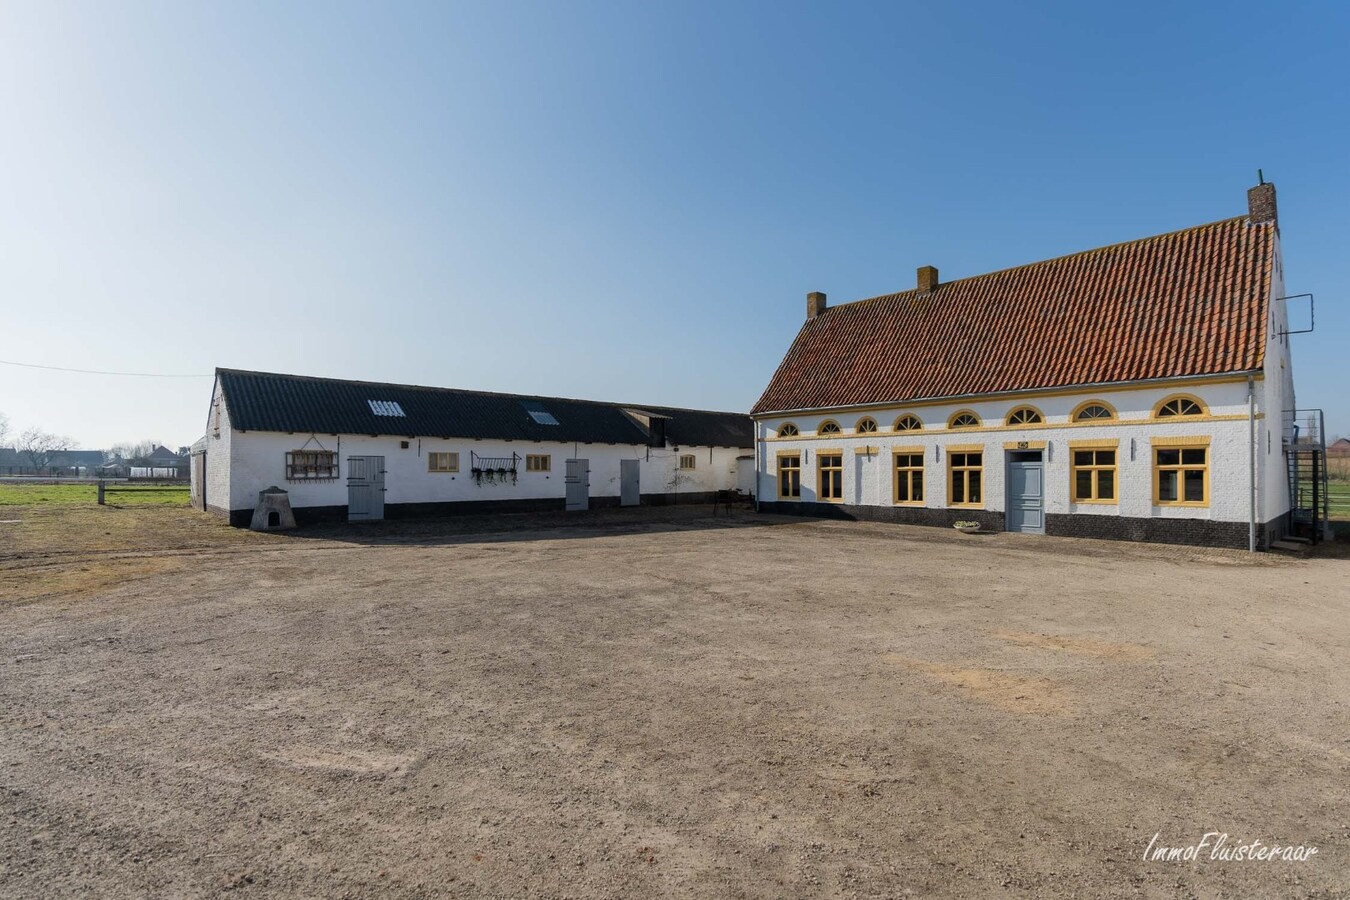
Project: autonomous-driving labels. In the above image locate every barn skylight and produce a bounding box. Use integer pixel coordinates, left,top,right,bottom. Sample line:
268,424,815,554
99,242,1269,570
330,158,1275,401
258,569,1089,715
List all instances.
367,400,406,417
520,400,559,425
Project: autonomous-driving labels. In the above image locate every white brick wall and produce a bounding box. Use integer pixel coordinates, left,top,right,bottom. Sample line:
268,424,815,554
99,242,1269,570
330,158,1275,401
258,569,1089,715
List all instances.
213,427,742,515
755,379,1266,524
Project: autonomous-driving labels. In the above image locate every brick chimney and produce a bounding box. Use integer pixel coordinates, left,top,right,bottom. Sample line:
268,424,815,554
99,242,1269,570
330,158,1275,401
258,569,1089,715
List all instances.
1247,180,1277,228
807,291,828,320
917,266,939,292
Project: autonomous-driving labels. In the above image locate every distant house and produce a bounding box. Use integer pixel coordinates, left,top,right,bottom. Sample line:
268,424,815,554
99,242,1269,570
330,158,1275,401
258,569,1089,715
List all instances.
129,445,187,479
0,448,106,477
1327,438,1350,458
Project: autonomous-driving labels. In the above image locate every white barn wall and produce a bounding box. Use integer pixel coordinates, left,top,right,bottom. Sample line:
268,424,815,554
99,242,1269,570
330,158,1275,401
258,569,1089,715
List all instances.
221,429,742,516
200,381,232,515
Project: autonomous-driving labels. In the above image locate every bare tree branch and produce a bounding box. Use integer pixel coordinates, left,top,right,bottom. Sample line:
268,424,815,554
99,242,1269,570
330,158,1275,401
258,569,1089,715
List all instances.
17,429,78,470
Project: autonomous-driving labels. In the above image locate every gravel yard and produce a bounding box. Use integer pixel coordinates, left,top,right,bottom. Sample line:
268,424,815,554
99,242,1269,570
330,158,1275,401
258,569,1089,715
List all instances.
1,505,1347,898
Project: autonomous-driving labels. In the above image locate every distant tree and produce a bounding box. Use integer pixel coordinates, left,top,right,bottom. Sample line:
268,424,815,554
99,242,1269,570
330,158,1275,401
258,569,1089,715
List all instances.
108,440,160,461
18,429,78,470
0,412,9,448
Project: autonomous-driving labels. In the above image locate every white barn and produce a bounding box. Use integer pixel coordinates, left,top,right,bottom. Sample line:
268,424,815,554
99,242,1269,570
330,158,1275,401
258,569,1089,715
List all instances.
191,369,753,526
750,181,1328,550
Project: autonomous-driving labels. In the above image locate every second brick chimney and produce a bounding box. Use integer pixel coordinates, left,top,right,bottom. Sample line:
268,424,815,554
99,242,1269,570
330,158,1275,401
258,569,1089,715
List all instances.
1247,180,1277,229
807,291,828,320
917,266,939,292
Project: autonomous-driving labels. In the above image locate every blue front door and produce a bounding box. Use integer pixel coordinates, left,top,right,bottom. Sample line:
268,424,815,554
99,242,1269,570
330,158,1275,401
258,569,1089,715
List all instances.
1006,452,1044,534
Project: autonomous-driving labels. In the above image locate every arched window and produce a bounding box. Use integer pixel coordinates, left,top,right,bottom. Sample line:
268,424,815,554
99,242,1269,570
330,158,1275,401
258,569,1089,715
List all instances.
818,420,842,435
777,423,800,437
1073,401,1116,422
1005,407,1043,426
894,414,923,431
856,417,878,433
1154,395,1206,418
948,411,981,429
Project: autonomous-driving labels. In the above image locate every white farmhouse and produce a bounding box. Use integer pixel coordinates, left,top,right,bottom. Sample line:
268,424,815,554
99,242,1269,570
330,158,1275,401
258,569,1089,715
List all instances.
751,181,1328,550
191,369,753,526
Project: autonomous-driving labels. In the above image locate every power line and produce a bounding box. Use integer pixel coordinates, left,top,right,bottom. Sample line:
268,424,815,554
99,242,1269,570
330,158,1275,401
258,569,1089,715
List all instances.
0,358,212,378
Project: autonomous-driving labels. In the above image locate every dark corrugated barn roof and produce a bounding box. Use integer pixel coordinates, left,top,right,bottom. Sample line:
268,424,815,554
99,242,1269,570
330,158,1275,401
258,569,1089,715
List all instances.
216,369,752,448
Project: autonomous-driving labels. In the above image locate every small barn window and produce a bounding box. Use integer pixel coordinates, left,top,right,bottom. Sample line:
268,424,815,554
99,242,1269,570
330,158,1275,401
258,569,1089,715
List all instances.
894,414,923,432
1155,396,1205,418
777,423,800,437
428,452,459,473
285,450,338,481
679,454,696,469
948,411,981,429
818,421,842,435
1005,407,1043,426
856,417,879,433
1073,402,1116,422
525,454,551,472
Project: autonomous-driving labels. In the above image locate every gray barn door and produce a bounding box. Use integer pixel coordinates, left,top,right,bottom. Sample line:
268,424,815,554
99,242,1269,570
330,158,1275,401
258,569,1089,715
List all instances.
347,455,386,522
565,458,590,511
1006,451,1044,534
191,452,206,510
620,459,640,506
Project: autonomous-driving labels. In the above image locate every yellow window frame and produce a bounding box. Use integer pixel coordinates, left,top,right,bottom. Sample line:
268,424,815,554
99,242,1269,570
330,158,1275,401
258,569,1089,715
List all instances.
1151,394,1208,420
817,449,844,502
892,447,925,506
947,410,981,429
776,451,802,500
1068,439,1118,504
525,454,551,472
1152,436,1210,507
946,444,984,508
1071,399,1117,422
1005,405,1045,426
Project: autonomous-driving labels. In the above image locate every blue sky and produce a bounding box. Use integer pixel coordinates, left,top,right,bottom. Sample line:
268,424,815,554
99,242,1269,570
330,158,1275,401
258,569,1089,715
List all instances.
2,1,1347,448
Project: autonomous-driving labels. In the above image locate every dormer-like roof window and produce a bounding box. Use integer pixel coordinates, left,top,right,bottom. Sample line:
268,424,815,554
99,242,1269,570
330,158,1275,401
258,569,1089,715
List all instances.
520,400,560,425
367,400,406,417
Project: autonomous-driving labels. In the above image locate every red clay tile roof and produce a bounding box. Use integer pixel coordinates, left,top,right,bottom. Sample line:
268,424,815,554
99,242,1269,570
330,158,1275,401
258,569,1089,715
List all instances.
752,216,1274,415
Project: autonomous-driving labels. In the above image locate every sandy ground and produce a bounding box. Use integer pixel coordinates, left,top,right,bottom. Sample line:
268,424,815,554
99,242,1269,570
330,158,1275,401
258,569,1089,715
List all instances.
1,505,1348,898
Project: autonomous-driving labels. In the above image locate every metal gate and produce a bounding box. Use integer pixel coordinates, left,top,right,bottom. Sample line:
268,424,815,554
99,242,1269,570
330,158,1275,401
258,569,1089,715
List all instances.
565,458,590,511
1006,451,1044,534
619,459,640,507
347,455,385,522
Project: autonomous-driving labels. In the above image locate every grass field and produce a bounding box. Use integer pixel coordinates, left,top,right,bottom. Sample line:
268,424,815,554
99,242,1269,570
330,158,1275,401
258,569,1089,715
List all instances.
1330,480,1350,521
0,482,188,507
